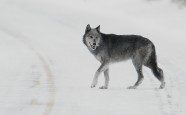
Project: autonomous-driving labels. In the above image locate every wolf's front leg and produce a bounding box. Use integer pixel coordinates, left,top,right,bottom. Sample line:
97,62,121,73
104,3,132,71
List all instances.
99,68,109,89
91,63,108,88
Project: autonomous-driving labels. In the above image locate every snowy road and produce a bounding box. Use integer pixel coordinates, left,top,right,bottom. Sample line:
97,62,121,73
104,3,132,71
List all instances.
0,0,186,115
0,20,55,115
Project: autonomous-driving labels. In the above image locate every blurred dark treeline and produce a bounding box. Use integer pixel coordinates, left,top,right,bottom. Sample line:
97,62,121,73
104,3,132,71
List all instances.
146,0,186,6
170,0,186,6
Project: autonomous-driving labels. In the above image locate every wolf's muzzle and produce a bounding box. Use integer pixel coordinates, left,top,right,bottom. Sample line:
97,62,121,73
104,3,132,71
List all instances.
89,42,96,50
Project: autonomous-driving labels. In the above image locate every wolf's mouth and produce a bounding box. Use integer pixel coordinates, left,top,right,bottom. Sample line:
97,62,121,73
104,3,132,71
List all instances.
89,42,96,50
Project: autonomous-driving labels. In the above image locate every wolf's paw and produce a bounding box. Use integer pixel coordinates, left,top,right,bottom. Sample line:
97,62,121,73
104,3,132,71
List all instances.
160,82,165,89
91,80,97,88
127,86,137,89
99,86,108,89
91,85,96,88
91,84,97,88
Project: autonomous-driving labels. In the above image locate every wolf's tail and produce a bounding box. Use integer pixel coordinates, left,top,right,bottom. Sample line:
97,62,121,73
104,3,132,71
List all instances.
145,44,165,88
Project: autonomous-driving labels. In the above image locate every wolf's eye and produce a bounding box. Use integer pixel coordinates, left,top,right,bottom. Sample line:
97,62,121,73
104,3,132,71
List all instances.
90,36,93,38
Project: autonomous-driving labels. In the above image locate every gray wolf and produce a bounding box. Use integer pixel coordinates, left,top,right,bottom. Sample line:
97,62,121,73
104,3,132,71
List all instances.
83,24,165,89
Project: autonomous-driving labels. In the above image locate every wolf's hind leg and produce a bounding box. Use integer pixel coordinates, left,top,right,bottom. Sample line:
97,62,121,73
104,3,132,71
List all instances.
99,68,109,89
151,67,165,89
128,56,144,89
128,67,144,89
144,50,165,89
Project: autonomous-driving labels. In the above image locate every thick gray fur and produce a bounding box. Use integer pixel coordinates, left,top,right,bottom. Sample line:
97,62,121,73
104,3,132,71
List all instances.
83,24,165,89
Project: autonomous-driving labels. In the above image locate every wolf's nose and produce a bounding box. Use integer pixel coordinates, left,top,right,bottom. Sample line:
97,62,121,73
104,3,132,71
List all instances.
93,43,96,46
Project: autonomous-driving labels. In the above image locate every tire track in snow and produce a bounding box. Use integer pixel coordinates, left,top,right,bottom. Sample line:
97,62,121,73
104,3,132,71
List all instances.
0,25,55,115
144,67,176,115
162,60,185,115
33,49,55,115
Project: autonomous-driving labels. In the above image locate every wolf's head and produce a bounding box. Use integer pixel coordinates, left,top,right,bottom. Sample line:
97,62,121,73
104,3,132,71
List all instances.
83,24,102,50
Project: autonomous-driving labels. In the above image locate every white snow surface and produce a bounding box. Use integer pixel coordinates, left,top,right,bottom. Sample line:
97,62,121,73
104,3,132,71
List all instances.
0,0,186,115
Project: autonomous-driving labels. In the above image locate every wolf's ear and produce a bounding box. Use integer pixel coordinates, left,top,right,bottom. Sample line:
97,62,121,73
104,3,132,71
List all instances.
96,25,100,32
85,24,91,33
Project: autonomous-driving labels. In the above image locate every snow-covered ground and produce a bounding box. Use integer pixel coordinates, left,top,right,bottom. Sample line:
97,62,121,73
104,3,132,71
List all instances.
0,0,186,115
